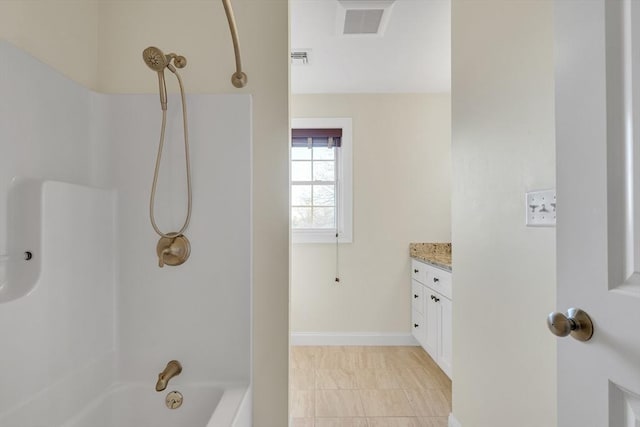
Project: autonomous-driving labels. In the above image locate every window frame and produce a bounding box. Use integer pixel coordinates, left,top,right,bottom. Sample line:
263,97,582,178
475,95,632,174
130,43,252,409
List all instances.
291,117,353,244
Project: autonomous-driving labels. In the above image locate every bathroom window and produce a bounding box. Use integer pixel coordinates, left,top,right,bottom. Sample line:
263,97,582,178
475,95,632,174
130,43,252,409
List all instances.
291,118,352,243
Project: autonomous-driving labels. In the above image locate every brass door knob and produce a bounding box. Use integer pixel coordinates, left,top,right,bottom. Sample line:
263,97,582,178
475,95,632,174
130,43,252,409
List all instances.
547,308,594,342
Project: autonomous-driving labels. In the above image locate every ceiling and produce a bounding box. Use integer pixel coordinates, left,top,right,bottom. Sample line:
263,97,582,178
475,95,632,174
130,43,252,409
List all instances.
290,0,451,94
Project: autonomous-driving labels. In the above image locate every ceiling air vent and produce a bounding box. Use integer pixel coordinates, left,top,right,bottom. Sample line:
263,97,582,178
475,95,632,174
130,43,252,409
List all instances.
343,9,384,34
337,0,395,36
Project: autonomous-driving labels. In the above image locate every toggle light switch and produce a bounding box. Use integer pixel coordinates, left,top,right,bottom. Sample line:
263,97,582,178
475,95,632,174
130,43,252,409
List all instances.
526,189,556,227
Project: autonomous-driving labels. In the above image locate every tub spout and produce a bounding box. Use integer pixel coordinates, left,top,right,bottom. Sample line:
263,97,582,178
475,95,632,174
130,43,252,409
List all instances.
156,360,182,392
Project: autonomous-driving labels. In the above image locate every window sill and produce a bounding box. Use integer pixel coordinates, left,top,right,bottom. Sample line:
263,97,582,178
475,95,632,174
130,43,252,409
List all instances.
292,229,352,244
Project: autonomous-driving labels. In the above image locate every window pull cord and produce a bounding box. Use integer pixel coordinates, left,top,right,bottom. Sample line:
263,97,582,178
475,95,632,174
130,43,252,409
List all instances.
335,153,340,284
335,230,340,283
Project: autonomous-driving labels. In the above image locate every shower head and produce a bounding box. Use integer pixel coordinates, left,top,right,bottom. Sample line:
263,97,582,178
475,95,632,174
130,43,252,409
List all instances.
143,47,169,110
143,47,188,111
143,46,169,72
143,47,187,73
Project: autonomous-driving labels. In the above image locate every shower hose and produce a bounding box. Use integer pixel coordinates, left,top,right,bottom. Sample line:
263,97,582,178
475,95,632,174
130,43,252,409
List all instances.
149,69,192,239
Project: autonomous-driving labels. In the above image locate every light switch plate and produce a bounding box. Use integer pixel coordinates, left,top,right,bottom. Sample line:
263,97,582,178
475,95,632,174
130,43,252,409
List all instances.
526,189,556,227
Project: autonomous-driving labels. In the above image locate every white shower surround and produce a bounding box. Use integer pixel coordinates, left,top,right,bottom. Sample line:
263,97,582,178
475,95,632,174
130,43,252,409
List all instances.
0,42,252,426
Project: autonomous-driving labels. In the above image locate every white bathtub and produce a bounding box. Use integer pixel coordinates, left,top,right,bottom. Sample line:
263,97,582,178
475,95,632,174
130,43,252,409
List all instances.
61,383,251,427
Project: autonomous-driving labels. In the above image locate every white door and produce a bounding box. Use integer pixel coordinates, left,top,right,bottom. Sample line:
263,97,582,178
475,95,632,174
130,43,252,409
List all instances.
555,0,640,425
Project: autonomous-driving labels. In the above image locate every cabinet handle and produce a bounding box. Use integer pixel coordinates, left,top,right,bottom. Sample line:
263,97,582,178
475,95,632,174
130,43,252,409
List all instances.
414,323,419,328
434,297,440,302
433,277,440,283
414,269,419,274
414,294,419,299
430,295,435,300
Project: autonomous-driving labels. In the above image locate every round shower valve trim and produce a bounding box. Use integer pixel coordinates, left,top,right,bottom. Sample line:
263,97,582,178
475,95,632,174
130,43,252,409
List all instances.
156,235,191,268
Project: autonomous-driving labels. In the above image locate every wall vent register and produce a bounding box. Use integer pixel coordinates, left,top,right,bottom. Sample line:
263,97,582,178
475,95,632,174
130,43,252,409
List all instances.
291,50,311,65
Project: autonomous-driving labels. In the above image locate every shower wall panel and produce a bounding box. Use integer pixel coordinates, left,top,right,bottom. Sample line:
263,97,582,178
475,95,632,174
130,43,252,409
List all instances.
103,93,252,384
0,41,251,423
0,42,116,422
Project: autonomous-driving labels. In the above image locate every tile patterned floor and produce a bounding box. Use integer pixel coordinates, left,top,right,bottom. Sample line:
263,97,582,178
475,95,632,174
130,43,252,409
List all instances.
290,346,451,427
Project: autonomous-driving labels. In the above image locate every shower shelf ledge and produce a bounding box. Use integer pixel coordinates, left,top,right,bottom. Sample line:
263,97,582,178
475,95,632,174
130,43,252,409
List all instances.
0,177,42,303
0,178,116,304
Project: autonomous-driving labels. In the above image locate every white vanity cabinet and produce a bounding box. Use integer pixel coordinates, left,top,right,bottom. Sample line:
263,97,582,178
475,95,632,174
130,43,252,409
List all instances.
411,258,452,378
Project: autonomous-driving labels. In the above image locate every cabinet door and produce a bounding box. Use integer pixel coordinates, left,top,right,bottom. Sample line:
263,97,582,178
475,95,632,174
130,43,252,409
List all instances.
424,290,439,359
438,295,453,378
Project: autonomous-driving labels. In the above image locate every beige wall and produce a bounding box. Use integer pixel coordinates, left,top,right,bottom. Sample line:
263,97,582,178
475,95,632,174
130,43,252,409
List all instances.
0,0,100,89
291,94,451,334
451,1,556,426
1,1,290,425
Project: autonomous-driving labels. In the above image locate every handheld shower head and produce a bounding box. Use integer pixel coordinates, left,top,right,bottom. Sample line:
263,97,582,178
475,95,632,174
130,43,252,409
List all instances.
143,47,188,111
143,46,169,71
143,47,169,111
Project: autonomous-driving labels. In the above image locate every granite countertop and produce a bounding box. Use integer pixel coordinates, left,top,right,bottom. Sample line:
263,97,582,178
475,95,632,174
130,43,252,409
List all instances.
409,242,452,271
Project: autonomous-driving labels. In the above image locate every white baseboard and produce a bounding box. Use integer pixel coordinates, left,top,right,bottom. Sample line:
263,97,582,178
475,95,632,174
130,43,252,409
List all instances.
448,413,461,427
290,332,419,346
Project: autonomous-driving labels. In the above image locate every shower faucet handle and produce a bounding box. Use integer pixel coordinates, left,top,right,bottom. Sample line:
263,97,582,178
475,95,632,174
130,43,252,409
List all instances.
158,241,178,267
158,248,168,268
